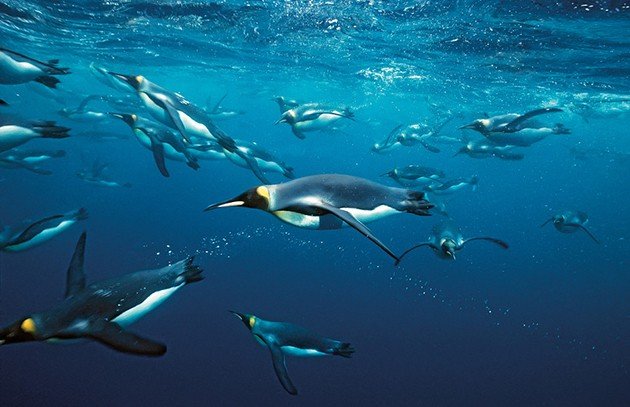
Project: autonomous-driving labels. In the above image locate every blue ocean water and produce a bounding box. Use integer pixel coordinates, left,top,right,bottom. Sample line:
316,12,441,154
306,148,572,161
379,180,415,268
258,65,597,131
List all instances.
0,0,629,405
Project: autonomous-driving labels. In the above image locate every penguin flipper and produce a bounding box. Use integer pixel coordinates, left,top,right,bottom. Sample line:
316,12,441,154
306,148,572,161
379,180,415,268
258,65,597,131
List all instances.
291,127,306,139
163,101,193,144
87,320,166,356
148,136,170,177
505,107,563,132
420,140,440,153
11,214,64,245
65,232,87,298
239,152,270,184
266,340,298,395
574,224,600,244
314,202,400,263
462,237,509,250
396,243,436,265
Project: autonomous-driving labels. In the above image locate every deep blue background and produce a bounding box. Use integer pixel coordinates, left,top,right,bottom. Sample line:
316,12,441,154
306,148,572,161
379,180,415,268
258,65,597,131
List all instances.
1,1,629,406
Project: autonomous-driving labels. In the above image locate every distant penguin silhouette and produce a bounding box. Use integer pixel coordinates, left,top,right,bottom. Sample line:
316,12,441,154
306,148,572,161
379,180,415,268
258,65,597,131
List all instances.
204,174,434,263
0,233,204,355
398,221,508,261
0,48,69,89
540,210,599,243
230,311,354,395
381,165,445,188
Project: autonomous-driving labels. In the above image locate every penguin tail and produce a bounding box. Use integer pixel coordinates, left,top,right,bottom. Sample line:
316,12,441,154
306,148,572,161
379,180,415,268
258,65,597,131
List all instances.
33,122,70,139
342,107,355,120
75,207,89,221
34,75,61,89
333,342,355,358
405,191,434,216
181,256,204,284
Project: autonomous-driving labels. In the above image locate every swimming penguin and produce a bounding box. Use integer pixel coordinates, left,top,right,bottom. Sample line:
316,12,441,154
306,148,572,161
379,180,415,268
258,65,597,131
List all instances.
0,149,65,175
230,311,354,395
424,176,479,196
272,96,300,113
77,161,132,188
204,174,434,263
540,210,599,243
0,121,70,153
372,116,455,154
110,113,201,177
205,94,244,120
398,221,508,261
276,104,354,139
0,208,88,252
107,72,268,182
381,165,445,188
0,48,69,89
483,124,570,147
0,232,203,356
454,140,524,160
460,108,563,136
225,139,295,179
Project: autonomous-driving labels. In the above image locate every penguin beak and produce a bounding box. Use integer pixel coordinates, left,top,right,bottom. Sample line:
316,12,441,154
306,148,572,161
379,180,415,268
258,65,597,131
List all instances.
204,197,245,211
459,123,476,130
109,113,136,127
108,72,139,89
228,310,247,321
274,118,287,125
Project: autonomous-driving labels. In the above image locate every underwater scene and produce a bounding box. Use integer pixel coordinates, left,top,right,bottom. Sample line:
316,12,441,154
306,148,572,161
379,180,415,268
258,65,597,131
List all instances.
0,0,629,405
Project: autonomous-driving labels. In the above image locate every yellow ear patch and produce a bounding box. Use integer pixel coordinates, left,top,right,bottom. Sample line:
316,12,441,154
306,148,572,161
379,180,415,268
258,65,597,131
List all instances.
256,186,270,202
136,75,144,83
248,316,256,328
21,318,36,334
131,114,137,121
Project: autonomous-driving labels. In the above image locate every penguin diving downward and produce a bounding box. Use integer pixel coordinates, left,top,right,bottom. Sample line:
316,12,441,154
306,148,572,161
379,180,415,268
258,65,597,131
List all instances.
0,208,87,252
230,311,354,395
541,210,599,244
204,174,434,263
111,113,201,177
106,72,269,182
0,48,69,89
276,104,354,139
460,108,563,136
398,221,509,261
0,233,204,355
0,121,70,153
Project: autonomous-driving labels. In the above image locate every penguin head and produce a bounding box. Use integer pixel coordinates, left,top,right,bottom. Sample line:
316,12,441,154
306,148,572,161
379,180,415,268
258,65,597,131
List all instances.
275,110,297,125
439,238,458,259
553,215,566,226
459,120,486,133
204,186,271,212
229,311,257,331
380,169,396,178
108,72,144,90
0,317,38,345
109,113,137,127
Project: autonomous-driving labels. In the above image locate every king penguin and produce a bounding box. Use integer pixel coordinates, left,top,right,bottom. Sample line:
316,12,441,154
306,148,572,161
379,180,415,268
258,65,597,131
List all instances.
0,208,88,252
398,221,508,261
204,174,434,263
460,108,563,136
0,232,204,355
230,311,354,395
540,210,599,243
0,121,70,153
0,47,69,89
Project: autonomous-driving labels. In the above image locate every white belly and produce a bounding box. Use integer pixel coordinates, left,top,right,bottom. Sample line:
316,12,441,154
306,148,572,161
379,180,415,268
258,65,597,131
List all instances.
0,53,42,84
0,126,37,152
295,114,343,132
113,284,182,327
4,220,75,252
281,346,327,358
272,204,399,229
341,205,400,223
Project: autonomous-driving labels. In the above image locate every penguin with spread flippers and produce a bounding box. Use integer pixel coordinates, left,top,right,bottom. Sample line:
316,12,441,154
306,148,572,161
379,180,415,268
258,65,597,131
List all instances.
0,233,203,356
276,104,354,139
0,48,69,89
0,208,87,252
540,210,599,243
204,174,433,263
230,311,354,395
0,121,70,153
460,108,563,136
105,72,268,182
398,221,509,261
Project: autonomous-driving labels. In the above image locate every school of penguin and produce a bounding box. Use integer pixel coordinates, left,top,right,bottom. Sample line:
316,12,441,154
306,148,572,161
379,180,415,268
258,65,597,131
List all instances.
0,46,607,396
